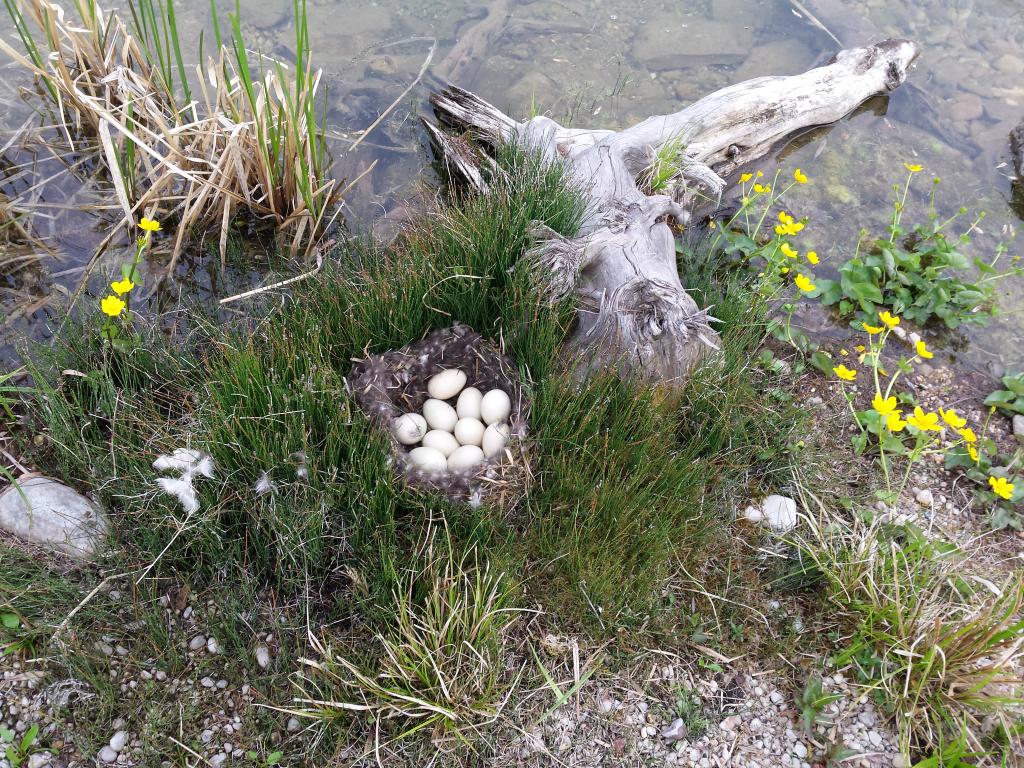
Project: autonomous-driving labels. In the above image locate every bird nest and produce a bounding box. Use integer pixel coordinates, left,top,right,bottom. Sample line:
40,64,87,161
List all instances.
348,323,532,509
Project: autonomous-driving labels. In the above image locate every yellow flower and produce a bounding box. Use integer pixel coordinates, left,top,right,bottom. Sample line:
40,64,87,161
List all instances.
907,406,941,432
780,266,790,274
756,171,764,178
833,364,857,381
806,250,819,265
886,412,907,432
915,339,933,359
989,476,1014,501
794,168,808,184
958,427,977,444
101,295,126,317
111,277,135,295
795,273,816,292
781,243,799,259
862,322,884,335
855,344,866,353
872,394,899,417
775,222,804,236
879,310,900,329
778,211,795,224
139,217,161,232
940,408,966,430
967,444,979,462
754,183,767,194
903,163,923,173
740,172,753,183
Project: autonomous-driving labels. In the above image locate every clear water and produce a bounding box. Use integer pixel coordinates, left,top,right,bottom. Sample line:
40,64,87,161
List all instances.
2,0,1023,373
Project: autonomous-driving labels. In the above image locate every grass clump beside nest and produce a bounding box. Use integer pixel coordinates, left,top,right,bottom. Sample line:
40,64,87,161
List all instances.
21,146,801,749
793,488,1024,760
1,0,337,261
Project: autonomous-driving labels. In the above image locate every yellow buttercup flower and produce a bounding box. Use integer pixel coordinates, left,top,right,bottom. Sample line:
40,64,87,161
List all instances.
907,406,941,432
781,243,798,259
111,277,135,295
779,211,794,224
833,364,857,381
754,183,767,194
915,339,933,359
989,476,1014,501
862,322,884,335
139,217,161,232
795,273,816,292
794,168,808,184
903,163,923,173
886,412,907,432
879,310,900,329
967,444,979,462
940,408,966,430
740,172,753,183
872,394,899,417
780,266,790,275
101,295,126,317
958,427,977,444
806,250,819,265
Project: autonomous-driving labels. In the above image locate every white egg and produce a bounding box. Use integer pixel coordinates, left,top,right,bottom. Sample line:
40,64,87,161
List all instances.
393,413,427,445
453,417,485,447
456,387,483,419
482,422,510,458
422,429,460,457
427,369,467,400
408,446,448,472
421,399,458,432
480,389,512,425
447,444,485,471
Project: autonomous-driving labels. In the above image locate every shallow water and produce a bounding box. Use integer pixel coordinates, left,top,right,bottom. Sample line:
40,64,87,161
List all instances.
1,0,1023,373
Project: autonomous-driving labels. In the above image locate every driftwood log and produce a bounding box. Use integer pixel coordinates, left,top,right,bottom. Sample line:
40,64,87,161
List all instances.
1012,122,1024,182
423,39,920,385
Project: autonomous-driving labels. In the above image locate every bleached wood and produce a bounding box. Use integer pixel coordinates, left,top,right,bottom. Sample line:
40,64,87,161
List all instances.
428,39,920,384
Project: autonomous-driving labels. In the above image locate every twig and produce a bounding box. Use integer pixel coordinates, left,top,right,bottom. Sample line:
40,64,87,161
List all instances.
348,39,436,153
218,249,329,305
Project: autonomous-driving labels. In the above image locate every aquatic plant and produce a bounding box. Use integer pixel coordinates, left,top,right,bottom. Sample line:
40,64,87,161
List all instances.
0,0,338,262
812,165,1020,330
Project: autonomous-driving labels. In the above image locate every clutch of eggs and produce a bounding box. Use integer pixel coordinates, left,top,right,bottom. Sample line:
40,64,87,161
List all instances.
392,368,514,472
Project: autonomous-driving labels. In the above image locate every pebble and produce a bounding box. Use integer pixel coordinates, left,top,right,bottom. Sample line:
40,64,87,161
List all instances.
661,718,688,742
915,488,934,506
762,495,798,532
286,717,301,733
255,644,271,669
189,635,207,651
109,730,128,752
98,746,118,763
206,636,220,654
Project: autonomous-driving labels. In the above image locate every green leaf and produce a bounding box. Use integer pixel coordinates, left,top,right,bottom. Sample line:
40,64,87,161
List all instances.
0,613,19,630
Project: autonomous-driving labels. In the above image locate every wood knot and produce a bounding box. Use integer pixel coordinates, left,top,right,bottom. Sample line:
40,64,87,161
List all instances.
727,144,741,159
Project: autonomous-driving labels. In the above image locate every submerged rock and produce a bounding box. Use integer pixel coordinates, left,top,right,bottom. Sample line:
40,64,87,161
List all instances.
0,476,109,560
634,15,752,70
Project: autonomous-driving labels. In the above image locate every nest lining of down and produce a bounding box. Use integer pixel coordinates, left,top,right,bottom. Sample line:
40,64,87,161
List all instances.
348,322,532,509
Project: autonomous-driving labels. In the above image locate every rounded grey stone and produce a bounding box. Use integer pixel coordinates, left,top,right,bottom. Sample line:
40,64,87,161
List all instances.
0,477,108,560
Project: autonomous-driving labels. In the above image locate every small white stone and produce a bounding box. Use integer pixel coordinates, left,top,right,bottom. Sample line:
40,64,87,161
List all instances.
206,636,220,654
793,742,808,758
915,488,933,506
109,730,128,752
743,505,763,523
287,717,301,733
189,635,206,651
99,746,118,763
769,691,784,705
255,645,271,669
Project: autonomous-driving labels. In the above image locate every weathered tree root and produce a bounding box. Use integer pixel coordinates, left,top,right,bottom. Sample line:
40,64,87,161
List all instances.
425,39,920,386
